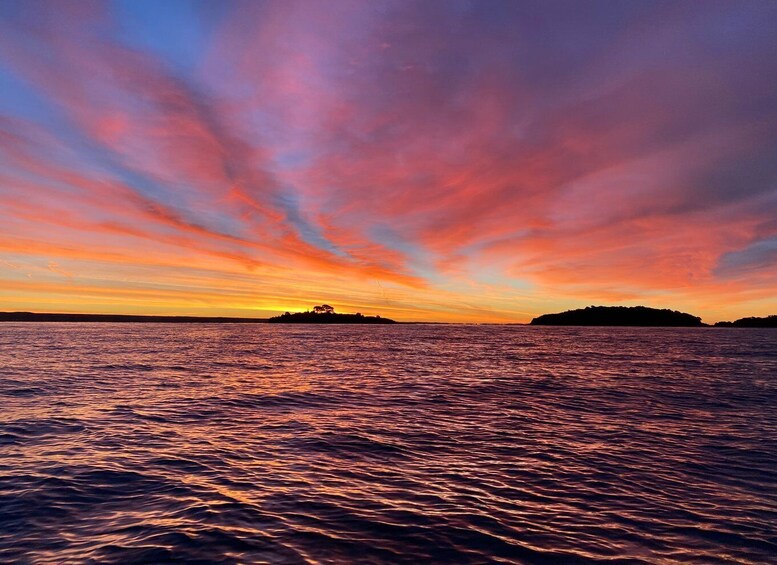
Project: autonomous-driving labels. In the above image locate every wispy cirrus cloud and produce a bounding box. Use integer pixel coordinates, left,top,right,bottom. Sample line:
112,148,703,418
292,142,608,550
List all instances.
1,0,776,321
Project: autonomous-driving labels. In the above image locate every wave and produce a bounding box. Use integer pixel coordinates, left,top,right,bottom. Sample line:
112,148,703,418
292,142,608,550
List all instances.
0,324,775,563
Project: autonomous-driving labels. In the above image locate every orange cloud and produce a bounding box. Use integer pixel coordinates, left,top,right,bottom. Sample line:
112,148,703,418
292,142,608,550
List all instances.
2,1,777,321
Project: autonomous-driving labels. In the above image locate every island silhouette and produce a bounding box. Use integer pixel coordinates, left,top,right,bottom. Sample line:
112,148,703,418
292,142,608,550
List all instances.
1,307,776,327
714,315,777,328
530,306,705,327
268,305,396,324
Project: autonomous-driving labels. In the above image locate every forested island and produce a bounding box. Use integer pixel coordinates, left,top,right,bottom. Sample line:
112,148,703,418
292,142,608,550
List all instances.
715,315,777,328
268,305,395,324
0,307,395,324
530,306,704,327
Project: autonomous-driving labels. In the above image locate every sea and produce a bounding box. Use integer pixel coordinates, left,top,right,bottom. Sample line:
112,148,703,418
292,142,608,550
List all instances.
0,324,775,564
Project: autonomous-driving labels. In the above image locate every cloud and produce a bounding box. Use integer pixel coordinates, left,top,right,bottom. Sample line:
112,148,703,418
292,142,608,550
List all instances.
1,0,776,320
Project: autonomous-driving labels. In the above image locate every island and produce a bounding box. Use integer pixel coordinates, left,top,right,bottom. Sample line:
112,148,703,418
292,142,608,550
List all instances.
715,315,777,328
530,306,705,327
268,305,396,324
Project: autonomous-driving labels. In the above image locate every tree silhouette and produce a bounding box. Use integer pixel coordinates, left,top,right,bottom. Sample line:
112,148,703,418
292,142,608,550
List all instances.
267,307,395,324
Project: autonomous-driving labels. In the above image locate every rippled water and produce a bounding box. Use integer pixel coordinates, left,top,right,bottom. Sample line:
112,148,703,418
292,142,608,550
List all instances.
1,324,775,564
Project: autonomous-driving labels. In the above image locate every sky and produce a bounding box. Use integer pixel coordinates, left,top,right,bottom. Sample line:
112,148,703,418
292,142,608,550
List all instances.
1,0,776,323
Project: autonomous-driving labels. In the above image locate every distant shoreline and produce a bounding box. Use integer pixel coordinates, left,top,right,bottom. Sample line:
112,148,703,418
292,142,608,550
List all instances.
530,306,777,328
0,312,269,323
2,308,776,327
0,311,395,324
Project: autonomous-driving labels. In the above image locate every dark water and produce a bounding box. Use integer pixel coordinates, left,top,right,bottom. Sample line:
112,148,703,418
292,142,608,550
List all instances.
1,324,775,564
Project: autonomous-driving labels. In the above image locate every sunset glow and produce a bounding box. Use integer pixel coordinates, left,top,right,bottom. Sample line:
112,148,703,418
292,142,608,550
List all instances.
2,0,777,322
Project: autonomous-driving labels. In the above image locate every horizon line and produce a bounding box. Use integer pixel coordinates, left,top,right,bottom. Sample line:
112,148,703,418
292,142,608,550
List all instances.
0,308,773,326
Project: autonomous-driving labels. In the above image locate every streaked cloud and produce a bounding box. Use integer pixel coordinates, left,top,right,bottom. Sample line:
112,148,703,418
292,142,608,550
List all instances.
1,0,776,321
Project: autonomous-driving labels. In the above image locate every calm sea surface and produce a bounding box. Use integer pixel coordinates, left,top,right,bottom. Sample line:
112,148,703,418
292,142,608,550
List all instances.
0,324,775,564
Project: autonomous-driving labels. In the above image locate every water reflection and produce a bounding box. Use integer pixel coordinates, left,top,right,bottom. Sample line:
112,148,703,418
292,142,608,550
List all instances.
1,324,775,563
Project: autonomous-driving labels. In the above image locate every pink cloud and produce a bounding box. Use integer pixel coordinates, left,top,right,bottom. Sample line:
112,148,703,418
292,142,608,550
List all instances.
1,1,776,320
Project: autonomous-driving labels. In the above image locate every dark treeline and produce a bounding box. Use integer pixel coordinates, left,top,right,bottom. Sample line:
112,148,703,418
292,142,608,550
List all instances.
530,306,704,327
715,315,777,328
1,307,395,324
3,308,775,327
268,304,395,324
0,312,267,323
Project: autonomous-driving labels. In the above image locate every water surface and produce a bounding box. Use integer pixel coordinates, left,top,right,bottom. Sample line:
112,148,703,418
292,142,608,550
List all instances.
1,324,775,563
